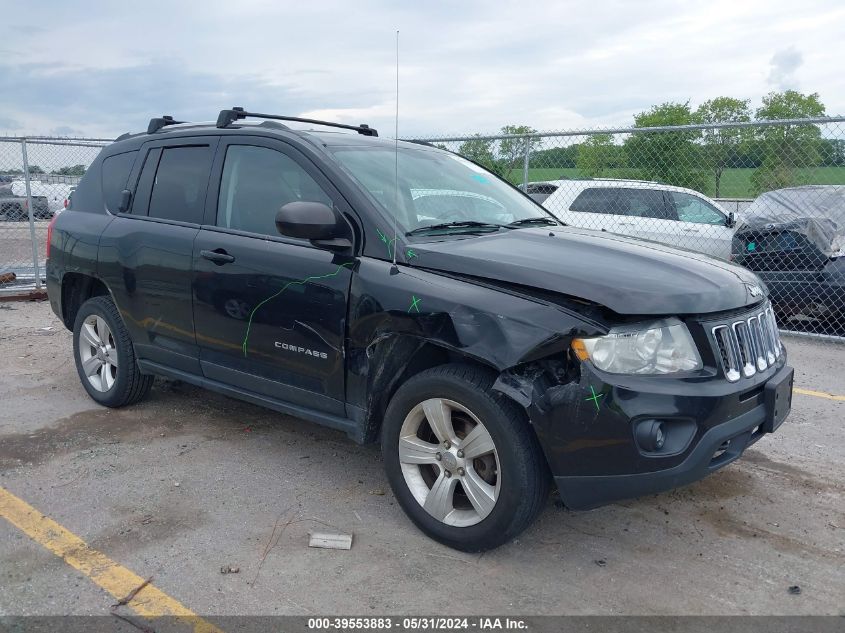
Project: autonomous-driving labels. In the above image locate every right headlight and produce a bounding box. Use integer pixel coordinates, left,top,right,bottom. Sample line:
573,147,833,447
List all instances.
572,318,702,375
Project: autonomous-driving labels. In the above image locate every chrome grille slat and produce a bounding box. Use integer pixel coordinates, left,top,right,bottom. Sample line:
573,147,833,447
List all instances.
710,302,782,382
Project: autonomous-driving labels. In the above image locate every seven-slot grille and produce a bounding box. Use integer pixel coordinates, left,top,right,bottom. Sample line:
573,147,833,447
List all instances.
711,304,782,382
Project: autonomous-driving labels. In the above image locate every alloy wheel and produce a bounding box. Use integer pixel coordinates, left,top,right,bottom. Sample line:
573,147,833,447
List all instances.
398,398,500,527
78,315,119,392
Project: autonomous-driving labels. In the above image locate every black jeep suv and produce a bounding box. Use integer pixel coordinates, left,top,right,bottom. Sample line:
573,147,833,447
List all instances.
46,109,794,551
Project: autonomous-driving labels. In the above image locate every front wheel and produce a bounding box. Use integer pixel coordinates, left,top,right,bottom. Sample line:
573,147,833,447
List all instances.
381,364,549,551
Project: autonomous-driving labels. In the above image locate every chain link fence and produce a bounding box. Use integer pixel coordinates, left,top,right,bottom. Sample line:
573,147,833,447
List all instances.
2,119,844,339
0,137,109,294
413,116,845,339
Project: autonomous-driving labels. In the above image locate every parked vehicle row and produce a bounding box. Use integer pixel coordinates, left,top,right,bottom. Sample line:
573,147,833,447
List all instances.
529,177,844,330
530,179,736,259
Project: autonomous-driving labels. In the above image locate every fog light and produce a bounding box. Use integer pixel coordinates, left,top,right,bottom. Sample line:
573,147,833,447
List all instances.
636,419,666,452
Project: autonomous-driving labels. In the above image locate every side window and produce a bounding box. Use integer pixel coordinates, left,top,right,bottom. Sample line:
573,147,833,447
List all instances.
670,192,726,225
217,145,333,236
101,151,137,213
147,146,213,224
619,188,675,220
570,188,617,214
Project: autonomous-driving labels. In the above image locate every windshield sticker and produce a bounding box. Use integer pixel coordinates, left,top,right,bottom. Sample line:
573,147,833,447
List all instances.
376,227,398,258
408,295,422,313
471,174,490,184
241,262,354,357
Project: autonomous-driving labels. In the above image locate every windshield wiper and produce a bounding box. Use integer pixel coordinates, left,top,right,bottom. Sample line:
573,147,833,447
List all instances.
506,217,560,228
406,221,504,236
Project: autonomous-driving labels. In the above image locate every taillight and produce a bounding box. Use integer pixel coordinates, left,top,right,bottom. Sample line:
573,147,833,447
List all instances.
46,214,58,259
64,198,69,208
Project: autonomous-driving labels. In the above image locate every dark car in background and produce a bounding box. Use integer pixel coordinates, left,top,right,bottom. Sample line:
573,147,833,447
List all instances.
732,186,845,332
0,184,51,221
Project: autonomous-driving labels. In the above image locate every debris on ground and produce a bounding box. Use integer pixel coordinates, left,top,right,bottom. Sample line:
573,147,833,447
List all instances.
220,565,240,574
368,489,385,496
788,585,801,595
309,532,353,550
594,559,607,567
111,577,152,608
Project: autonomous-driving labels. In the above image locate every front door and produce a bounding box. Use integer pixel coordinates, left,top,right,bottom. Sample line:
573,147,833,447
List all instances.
192,137,355,415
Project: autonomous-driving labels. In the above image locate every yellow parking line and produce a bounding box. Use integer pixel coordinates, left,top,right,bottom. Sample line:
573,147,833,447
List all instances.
794,387,845,402
0,486,223,633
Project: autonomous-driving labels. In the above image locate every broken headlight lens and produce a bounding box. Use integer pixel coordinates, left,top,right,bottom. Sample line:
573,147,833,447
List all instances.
572,318,702,375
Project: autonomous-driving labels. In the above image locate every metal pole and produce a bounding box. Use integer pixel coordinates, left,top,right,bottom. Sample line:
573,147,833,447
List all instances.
21,139,42,290
522,136,531,190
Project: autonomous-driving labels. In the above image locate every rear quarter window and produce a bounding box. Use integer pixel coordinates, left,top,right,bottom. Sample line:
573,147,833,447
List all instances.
101,151,138,213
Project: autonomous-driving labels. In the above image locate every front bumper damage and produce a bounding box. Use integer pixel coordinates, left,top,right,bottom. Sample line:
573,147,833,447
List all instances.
496,354,794,510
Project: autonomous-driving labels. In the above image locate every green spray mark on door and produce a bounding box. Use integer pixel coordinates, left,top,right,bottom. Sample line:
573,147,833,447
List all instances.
241,262,354,357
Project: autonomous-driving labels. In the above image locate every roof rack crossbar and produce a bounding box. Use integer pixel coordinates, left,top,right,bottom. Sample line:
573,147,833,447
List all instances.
147,115,187,134
216,107,378,137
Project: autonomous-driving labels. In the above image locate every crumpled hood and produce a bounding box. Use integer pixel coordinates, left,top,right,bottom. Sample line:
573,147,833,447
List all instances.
411,226,764,315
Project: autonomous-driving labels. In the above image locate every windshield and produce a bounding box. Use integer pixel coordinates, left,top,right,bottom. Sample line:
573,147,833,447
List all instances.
330,146,552,234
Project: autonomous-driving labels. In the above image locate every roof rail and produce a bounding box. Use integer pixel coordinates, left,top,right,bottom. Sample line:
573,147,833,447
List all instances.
216,107,378,137
147,115,187,134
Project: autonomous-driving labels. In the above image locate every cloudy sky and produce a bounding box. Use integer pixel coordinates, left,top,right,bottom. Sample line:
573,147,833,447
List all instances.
1,0,844,139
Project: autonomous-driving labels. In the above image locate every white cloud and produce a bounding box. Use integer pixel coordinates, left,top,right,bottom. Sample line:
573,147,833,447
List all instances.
1,0,844,138
767,47,803,91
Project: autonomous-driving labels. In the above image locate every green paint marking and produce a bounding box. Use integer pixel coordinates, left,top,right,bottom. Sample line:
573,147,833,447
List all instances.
586,385,604,412
406,249,417,260
241,262,354,357
408,295,422,313
376,227,398,258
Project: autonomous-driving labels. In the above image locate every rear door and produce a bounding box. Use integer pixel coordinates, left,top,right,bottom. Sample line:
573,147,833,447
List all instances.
98,137,218,374
548,187,628,234
192,136,355,415
611,187,680,245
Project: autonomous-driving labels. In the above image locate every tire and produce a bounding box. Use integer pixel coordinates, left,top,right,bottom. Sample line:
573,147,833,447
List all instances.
72,295,153,407
381,364,550,551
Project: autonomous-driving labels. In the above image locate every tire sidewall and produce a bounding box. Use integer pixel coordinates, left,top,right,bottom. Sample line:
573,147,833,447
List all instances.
382,371,531,550
72,297,131,407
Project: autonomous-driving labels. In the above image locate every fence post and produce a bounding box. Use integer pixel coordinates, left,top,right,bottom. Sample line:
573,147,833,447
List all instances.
522,136,531,190
21,139,42,290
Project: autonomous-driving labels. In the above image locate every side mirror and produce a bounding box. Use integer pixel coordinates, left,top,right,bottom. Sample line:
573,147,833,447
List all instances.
726,211,736,228
275,201,351,250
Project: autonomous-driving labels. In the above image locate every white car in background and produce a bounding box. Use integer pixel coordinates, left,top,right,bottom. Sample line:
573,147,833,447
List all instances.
531,179,737,259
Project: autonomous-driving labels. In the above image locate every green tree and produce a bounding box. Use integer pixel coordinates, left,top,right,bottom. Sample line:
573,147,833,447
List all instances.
457,135,499,174
577,134,622,177
27,165,45,174
55,164,87,176
624,102,707,191
695,97,752,197
498,125,540,182
750,91,826,195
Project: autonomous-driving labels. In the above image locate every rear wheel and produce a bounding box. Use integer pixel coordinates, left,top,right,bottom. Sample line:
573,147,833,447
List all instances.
382,364,549,551
72,295,153,407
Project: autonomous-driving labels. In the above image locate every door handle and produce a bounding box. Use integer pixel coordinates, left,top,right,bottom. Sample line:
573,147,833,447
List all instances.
682,228,700,233
200,249,235,265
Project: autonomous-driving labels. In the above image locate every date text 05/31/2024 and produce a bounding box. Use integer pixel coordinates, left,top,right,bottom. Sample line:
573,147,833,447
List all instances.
307,617,528,630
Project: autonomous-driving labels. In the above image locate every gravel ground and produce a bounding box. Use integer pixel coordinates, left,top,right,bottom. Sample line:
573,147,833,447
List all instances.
0,300,843,616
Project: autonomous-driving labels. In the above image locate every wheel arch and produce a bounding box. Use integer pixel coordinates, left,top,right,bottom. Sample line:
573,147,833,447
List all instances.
60,272,112,330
